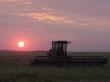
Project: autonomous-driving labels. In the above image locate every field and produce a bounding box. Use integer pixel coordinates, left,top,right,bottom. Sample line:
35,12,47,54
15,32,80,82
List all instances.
0,51,110,82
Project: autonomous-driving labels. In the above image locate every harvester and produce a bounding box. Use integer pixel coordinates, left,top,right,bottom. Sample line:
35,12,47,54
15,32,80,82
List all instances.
31,41,108,66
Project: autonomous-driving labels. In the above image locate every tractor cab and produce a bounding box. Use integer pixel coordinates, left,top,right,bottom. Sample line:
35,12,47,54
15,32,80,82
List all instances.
51,41,71,57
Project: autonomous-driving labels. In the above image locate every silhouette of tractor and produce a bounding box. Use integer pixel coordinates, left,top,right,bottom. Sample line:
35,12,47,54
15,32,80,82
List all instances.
31,41,108,66
48,41,70,57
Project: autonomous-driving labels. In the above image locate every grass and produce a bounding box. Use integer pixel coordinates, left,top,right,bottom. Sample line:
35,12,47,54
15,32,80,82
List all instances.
0,64,110,82
0,51,110,82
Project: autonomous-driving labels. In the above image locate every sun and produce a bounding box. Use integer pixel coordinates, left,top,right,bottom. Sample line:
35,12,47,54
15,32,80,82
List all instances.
18,41,25,48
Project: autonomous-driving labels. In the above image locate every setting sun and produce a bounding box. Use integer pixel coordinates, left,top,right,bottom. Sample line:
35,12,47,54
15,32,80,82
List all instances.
18,41,25,48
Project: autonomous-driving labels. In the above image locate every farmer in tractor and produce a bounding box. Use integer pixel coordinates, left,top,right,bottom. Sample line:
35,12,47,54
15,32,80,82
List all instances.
47,49,52,56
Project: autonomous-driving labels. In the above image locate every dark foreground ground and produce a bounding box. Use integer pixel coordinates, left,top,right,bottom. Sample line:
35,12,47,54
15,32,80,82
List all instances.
0,51,110,82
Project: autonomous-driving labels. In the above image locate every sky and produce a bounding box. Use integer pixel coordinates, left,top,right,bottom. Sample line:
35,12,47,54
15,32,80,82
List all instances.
0,0,110,51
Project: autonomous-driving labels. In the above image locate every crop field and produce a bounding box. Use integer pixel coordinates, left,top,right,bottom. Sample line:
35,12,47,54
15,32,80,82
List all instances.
0,51,110,82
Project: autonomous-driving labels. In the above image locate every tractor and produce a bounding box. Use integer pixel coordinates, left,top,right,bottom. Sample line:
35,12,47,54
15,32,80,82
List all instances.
31,41,108,66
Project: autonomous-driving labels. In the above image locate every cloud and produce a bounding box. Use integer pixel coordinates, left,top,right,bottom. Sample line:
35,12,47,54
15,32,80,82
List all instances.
0,0,32,5
10,12,77,24
7,11,110,29
26,13,76,24
0,0,28,2
0,0,110,29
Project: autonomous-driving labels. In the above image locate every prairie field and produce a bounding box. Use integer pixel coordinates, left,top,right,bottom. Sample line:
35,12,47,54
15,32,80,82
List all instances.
0,50,110,82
